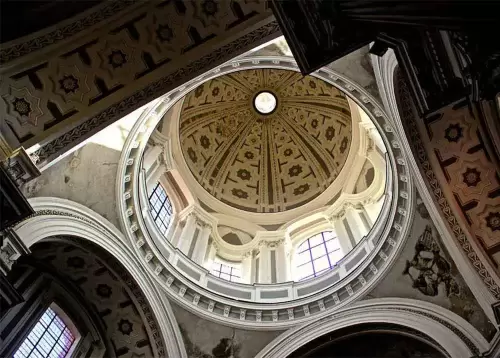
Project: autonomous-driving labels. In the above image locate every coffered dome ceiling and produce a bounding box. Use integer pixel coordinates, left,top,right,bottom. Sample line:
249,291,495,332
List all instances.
179,68,353,213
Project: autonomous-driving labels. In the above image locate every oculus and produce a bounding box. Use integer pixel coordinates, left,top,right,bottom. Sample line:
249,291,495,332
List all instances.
253,91,277,114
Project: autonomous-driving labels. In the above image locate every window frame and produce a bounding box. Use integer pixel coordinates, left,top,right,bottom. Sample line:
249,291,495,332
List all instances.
294,231,342,281
13,303,81,358
148,182,174,235
210,261,242,283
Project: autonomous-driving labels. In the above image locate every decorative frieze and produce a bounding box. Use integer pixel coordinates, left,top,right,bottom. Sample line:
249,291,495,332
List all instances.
256,310,262,322
332,293,340,304
346,284,354,296
154,265,163,275
208,300,215,312
303,305,310,316
178,286,186,297
272,310,278,322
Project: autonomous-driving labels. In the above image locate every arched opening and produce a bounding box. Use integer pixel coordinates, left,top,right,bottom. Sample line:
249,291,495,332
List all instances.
287,323,447,358
1,238,165,358
14,304,79,358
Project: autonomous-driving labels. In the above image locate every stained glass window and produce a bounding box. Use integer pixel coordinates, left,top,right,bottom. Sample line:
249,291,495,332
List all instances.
149,182,174,235
14,307,76,358
295,231,343,281
211,262,241,283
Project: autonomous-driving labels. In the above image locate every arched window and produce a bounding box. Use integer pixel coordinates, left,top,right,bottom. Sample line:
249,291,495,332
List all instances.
211,261,241,283
149,182,173,235
295,231,343,281
14,305,78,358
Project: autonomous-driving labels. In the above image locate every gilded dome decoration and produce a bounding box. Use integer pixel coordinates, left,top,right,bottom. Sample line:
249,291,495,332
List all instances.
179,68,353,213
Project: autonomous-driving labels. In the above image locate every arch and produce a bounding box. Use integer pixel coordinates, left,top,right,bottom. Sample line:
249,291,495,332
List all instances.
255,298,489,358
371,49,499,322
12,196,187,358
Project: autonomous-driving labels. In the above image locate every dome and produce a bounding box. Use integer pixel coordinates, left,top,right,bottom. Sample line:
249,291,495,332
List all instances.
179,68,353,213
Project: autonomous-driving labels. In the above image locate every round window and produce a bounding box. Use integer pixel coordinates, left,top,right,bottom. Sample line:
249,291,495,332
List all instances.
254,91,277,114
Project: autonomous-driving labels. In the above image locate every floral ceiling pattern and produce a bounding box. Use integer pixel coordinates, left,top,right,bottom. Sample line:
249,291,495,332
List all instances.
32,241,165,358
179,68,353,213
0,0,276,167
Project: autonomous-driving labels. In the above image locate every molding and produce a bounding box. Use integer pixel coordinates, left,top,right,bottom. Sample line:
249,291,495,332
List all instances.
255,298,489,358
116,55,415,328
12,197,187,358
0,1,139,64
29,20,281,169
371,49,500,322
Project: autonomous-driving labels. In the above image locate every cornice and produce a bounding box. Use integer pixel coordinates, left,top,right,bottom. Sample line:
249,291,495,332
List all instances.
115,55,414,328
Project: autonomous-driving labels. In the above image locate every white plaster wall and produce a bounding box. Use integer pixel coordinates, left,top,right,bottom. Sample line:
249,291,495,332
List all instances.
21,108,141,228
22,144,121,228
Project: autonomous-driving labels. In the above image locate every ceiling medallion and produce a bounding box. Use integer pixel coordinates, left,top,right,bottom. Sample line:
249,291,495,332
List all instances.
253,90,277,115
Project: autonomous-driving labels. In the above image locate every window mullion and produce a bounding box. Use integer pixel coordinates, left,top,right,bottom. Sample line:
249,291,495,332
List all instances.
46,321,66,357
14,308,76,358
307,239,316,277
26,313,56,357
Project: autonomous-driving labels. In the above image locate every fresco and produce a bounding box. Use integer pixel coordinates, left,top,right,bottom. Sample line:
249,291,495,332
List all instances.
402,224,459,297
367,193,497,340
171,302,283,358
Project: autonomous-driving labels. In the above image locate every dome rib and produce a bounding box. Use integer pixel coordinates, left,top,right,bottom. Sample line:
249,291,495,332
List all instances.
179,68,353,213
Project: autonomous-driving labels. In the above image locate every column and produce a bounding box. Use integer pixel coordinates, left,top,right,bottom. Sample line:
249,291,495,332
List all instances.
170,220,184,248
146,163,166,195
365,196,385,223
258,242,271,284
241,251,253,283
192,224,211,265
332,216,353,256
143,144,163,172
178,213,197,256
204,244,217,271
274,239,291,282
345,207,369,244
